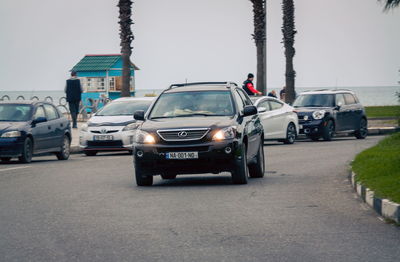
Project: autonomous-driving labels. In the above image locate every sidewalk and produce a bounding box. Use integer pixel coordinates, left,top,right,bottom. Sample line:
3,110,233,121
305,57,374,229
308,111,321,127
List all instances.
70,122,84,153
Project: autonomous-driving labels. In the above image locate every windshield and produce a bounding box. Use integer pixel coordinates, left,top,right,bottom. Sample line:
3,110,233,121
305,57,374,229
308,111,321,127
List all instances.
96,100,152,116
293,94,335,108
0,104,32,121
149,91,235,119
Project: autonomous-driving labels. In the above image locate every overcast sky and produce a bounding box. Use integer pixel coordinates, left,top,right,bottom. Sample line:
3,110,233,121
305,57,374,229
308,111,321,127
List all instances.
0,0,399,92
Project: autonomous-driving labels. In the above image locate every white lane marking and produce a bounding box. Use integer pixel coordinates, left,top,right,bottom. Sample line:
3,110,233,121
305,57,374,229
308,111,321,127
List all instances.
0,166,31,172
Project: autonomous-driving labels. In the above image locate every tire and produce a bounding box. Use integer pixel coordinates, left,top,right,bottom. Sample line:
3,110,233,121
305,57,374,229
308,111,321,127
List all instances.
161,173,177,180
322,120,334,141
84,150,97,156
19,137,33,163
231,144,248,184
1,157,11,162
134,162,153,186
283,123,297,144
354,118,368,139
249,142,265,178
56,135,70,160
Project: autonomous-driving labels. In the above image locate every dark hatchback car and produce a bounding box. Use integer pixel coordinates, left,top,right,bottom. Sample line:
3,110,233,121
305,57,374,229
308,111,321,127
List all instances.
293,90,368,141
0,101,71,163
132,82,265,186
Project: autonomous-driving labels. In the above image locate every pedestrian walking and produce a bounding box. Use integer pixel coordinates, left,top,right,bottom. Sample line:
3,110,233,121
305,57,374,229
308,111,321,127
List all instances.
65,71,82,128
268,90,277,98
242,73,262,96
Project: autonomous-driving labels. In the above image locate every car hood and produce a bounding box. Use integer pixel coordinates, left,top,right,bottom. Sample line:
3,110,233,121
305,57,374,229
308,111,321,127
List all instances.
294,107,333,114
88,115,136,126
0,122,26,133
141,116,235,131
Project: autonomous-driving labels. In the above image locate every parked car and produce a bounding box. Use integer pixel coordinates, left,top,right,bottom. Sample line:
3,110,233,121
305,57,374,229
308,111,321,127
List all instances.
132,82,265,186
292,89,368,141
250,96,299,144
0,100,71,163
79,97,154,156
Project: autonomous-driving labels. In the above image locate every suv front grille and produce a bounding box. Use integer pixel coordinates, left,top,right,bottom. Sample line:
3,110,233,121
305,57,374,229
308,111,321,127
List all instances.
157,128,210,141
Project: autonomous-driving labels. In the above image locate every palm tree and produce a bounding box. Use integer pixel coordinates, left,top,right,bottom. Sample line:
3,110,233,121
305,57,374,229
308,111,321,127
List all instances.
379,0,400,10
118,0,134,97
250,0,267,95
282,0,296,104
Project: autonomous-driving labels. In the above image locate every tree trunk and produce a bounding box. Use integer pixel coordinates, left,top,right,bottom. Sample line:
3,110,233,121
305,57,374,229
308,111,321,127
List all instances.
118,0,134,97
251,0,267,95
282,0,296,104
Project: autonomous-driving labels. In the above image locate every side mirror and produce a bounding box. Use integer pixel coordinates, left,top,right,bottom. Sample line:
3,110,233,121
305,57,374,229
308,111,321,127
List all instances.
243,105,258,117
32,116,47,125
257,107,267,113
335,101,343,110
133,110,145,121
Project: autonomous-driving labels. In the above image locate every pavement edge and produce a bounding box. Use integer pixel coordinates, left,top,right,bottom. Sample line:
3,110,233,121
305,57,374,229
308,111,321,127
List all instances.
350,171,400,224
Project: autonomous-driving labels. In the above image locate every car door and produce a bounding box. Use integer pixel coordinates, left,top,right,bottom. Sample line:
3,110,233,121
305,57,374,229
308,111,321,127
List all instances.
31,105,48,151
256,99,274,139
235,89,260,158
43,103,62,149
266,100,287,139
343,93,359,130
335,94,347,131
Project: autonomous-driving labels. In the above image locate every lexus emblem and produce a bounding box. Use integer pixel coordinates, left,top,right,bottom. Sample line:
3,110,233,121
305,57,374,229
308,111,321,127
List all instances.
178,131,188,138
100,128,107,134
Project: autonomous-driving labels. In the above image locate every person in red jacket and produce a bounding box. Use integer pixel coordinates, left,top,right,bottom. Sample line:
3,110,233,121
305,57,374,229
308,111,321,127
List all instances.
242,73,262,96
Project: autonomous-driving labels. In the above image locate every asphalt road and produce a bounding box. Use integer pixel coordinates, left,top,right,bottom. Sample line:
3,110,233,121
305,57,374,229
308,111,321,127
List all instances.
0,135,399,262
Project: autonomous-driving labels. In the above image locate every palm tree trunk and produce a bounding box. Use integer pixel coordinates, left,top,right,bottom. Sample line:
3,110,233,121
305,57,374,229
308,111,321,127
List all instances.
250,0,267,95
118,0,134,97
282,0,296,104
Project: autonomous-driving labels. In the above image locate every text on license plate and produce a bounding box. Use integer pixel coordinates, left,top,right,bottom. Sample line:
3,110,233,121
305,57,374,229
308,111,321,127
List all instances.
166,152,199,159
93,135,114,141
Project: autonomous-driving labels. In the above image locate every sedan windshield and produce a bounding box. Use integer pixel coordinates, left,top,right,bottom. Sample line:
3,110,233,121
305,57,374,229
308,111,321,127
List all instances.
96,100,152,116
0,104,32,121
149,91,234,119
293,94,335,108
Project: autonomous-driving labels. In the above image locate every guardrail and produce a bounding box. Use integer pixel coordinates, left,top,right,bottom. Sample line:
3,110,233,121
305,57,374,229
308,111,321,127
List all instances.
0,94,111,122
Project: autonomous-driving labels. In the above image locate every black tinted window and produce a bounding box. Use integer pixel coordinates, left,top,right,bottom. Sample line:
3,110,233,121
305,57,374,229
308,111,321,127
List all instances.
293,94,335,108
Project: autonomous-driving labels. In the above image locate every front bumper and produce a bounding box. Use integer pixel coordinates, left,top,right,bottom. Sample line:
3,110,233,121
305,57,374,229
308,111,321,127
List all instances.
134,140,239,175
0,138,24,157
299,120,324,135
79,129,136,151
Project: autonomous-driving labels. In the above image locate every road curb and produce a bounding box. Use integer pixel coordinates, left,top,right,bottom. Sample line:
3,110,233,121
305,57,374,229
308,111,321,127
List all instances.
367,127,400,136
350,171,400,224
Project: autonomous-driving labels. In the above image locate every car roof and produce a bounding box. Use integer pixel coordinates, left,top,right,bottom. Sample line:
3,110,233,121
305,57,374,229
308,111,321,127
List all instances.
112,97,155,102
299,89,356,95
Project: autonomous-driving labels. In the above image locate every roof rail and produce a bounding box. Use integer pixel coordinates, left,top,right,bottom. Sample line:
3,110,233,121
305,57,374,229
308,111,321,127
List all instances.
167,82,238,90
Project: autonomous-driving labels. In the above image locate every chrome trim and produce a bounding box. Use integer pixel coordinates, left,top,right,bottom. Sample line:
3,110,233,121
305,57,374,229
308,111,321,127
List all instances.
157,128,210,141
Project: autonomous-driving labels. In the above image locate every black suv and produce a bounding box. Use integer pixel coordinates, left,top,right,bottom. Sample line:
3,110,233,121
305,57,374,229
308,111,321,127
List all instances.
132,82,265,186
293,90,368,141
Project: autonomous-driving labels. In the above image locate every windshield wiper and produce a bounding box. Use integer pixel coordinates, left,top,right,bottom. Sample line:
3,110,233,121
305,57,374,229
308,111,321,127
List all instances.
175,113,216,117
150,116,174,120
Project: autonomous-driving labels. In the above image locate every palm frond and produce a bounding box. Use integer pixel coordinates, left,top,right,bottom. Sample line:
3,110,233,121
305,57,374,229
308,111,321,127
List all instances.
379,0,400,10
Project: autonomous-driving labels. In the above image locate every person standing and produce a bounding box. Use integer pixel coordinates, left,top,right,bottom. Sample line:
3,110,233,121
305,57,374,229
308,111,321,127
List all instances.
268,90,277,98
242,73,262,96
65,71,82,128
280,86,286,101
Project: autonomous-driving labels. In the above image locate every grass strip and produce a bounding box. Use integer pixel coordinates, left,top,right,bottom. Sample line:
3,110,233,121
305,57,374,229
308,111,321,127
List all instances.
365,106,400,118
352,133,400,203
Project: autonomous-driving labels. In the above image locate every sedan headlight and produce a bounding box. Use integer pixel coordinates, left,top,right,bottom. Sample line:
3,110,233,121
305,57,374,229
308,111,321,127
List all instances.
80,124,88,132
212,126,236,141
122,123,139,131
1,131,21,138
135,130,156,144
312,110,326,120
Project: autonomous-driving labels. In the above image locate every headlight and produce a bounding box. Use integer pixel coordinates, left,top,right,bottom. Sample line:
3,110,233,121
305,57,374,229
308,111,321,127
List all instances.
135,130,156,144
212,126,236,141
80,124,88,132
312,110,326,120
1,131,21,138
122,123,139,131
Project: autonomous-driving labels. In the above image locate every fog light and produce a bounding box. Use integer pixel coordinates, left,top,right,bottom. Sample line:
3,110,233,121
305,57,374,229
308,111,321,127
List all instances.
313,128,319,132
224,147,232,154
304,128,310,134
137,150,144,157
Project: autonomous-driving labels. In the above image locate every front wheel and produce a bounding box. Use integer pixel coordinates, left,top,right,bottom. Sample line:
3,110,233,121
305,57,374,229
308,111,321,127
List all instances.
249,142,265,178
354,118,368,139
56,135,70,160
322,120,334,141
283,123,297,144
19,137,33,163
135,162,153,186
231,144,248,184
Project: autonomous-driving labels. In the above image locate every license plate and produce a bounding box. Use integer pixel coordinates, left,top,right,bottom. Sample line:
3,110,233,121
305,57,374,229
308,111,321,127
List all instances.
93,135,113,141
166,152,198,159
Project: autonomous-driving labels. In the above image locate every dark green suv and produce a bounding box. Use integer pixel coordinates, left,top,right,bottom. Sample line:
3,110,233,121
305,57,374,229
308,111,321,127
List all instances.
132,82,265,186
